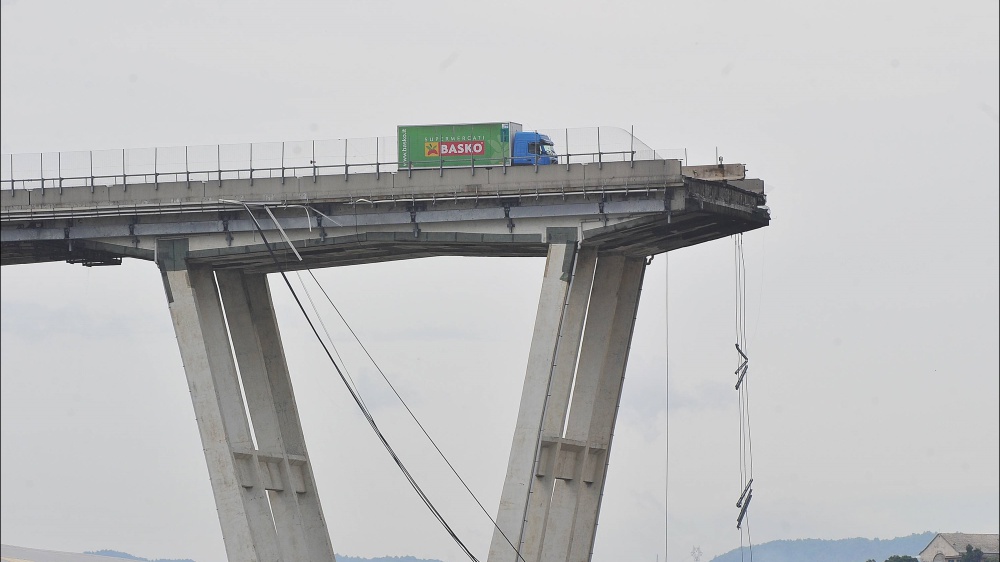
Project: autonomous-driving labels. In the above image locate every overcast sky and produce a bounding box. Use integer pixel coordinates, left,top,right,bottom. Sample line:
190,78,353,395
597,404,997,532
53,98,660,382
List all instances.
1,1,998,562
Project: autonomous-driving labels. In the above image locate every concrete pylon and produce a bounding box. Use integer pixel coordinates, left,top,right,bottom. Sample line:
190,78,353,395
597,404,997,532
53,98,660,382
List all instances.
489,240,581,562
489,247,646,562
158,239,335,562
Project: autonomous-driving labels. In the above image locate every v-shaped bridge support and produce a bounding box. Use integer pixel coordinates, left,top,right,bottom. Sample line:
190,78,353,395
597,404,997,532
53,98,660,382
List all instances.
158,239,335,562
156,234,645,562
490,240,647,562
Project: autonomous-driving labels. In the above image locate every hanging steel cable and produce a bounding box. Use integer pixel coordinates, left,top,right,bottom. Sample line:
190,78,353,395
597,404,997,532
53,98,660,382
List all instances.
300,268,528,561
665,252,671,562
735,233,755,562
234,202,481,561
295,271,369,411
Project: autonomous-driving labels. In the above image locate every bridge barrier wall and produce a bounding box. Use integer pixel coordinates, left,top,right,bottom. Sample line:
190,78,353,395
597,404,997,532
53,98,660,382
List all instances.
2,159,686,215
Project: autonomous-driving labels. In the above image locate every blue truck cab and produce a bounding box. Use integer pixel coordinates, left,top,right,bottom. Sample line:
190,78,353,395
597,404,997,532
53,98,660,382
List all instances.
511,131,558,166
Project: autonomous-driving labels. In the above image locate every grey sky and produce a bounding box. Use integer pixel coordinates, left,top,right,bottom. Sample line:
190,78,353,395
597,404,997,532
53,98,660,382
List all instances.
1,1,998,561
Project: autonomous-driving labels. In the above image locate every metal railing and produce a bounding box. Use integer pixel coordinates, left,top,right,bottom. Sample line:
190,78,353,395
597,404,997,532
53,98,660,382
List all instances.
1,127,686,193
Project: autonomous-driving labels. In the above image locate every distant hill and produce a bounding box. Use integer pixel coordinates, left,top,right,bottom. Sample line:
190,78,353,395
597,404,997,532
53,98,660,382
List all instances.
1,545,186,562
337,554,441,562
710,532,936,562
84,550,194,562
0,545,444,562
84,551,442,562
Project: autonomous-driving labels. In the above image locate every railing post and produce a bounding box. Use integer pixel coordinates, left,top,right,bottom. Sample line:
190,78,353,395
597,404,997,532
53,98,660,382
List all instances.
344,139,349,181
630,125,635,168
597,127,602,170
217,144,222,187
311,140,317,183
565,128,570,171
58,151,63,194
249,143,254,186
90,150,95,193
375,138,380,180
154,147,158,190
122,148,127,192
185,146,191,189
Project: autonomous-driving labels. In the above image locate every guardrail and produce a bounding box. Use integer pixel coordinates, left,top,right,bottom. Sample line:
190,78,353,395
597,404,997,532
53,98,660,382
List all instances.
1,127,686,193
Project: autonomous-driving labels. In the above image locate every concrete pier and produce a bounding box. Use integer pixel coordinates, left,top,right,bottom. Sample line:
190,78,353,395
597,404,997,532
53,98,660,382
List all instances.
490,249,646,562
159,238,334,561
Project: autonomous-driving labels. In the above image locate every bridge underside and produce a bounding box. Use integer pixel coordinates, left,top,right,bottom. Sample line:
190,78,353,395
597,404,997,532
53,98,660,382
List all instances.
1,160,768,562
1,179,765,271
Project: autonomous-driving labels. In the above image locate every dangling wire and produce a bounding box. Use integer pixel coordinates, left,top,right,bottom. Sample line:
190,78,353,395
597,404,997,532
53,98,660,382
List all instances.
233,202,481,561
664,251,671,562
734,233,755,562
300,269,527,561
294,271,369,409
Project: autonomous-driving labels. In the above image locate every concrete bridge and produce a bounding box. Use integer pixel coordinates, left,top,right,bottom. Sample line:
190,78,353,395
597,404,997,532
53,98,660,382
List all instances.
1,146,769,561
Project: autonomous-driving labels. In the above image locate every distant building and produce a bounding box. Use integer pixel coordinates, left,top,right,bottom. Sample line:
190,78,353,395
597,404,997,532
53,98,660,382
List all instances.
919,533,1000,562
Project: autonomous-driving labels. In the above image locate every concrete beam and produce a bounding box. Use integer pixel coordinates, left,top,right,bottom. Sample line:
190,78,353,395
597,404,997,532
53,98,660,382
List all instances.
681,163,746,181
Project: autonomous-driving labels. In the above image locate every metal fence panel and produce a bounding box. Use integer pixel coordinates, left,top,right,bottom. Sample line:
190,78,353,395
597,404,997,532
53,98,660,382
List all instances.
283,140,313,177
2,127,686,191
314,139,346,173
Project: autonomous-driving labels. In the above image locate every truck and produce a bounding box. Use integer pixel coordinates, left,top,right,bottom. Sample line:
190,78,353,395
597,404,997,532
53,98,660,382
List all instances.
397,122,557,169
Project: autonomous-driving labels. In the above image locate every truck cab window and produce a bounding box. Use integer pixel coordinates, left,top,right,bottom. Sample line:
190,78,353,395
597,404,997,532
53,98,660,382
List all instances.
528,142,541,155
541,142,556,156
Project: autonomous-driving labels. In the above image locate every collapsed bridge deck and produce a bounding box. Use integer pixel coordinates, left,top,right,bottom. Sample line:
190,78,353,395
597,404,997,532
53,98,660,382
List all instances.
1,160,767,269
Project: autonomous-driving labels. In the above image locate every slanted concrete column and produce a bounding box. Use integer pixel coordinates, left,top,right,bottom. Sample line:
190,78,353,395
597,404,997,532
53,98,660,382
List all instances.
158,239,282,562
217,270,336,561
489,250,646,562
539,255,645,562
517,246,597,562
159,239,337,562
489,240,579,562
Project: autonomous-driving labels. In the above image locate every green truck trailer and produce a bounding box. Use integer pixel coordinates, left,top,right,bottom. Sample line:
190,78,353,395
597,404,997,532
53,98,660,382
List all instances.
397,122,557,169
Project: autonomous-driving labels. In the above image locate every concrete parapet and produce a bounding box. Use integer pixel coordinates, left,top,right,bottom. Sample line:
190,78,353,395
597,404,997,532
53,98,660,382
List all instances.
3,160,689,215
